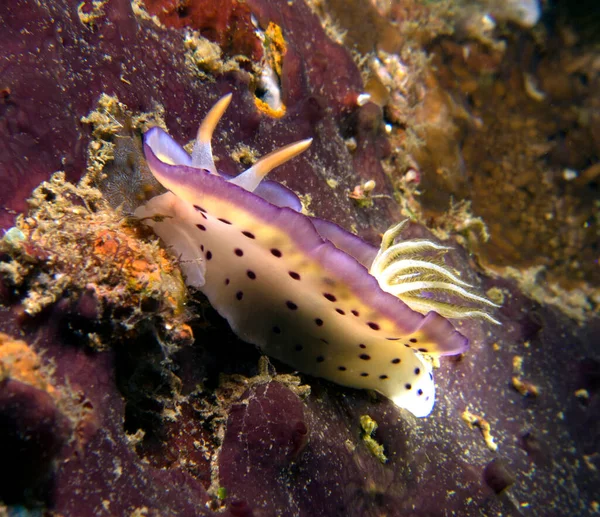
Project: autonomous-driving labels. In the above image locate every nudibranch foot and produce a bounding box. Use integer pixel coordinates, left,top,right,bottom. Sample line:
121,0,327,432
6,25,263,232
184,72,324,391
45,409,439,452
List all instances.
135,94,487,418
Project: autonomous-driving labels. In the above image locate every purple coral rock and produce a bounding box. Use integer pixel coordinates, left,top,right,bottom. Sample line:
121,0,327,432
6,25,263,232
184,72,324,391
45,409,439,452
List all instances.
15,317,216,516
0,378,70,503
483,458,516,494
219,381,308,511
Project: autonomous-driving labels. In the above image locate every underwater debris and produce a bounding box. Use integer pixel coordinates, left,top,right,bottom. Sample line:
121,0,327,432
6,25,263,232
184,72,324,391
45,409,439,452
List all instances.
523,72,546,102
80,93,168,214
511,376,539,397
0,333,55,393
462,408,498,452
513,355,524,373
81,92,166,177
130,0,163,27
429,200,491,250
583,453,599,473
184,30,244,79
574,389,590,403
77,0,108,27
230,143,260,168
0,172,190,350
348,179,379,208
359,414,387,464
510,354,539,396
485,286,505,306
367,51,412,125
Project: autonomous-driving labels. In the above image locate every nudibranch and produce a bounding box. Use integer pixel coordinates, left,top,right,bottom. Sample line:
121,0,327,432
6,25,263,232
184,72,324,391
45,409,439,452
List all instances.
135,94,498,417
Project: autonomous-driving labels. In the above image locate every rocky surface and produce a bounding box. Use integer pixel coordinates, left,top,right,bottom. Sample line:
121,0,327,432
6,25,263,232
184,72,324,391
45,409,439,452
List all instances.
1,0,598,516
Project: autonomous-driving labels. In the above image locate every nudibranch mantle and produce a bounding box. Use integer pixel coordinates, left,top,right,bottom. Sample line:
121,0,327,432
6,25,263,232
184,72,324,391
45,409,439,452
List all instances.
135,94,470,418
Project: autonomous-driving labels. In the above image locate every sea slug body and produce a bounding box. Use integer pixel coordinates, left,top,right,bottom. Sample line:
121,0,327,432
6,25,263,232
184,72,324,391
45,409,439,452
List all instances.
135,95,495,417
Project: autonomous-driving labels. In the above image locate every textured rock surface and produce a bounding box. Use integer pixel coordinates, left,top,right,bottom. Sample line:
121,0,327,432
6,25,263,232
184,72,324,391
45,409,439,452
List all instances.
0,0,394,243
0,0,599,516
